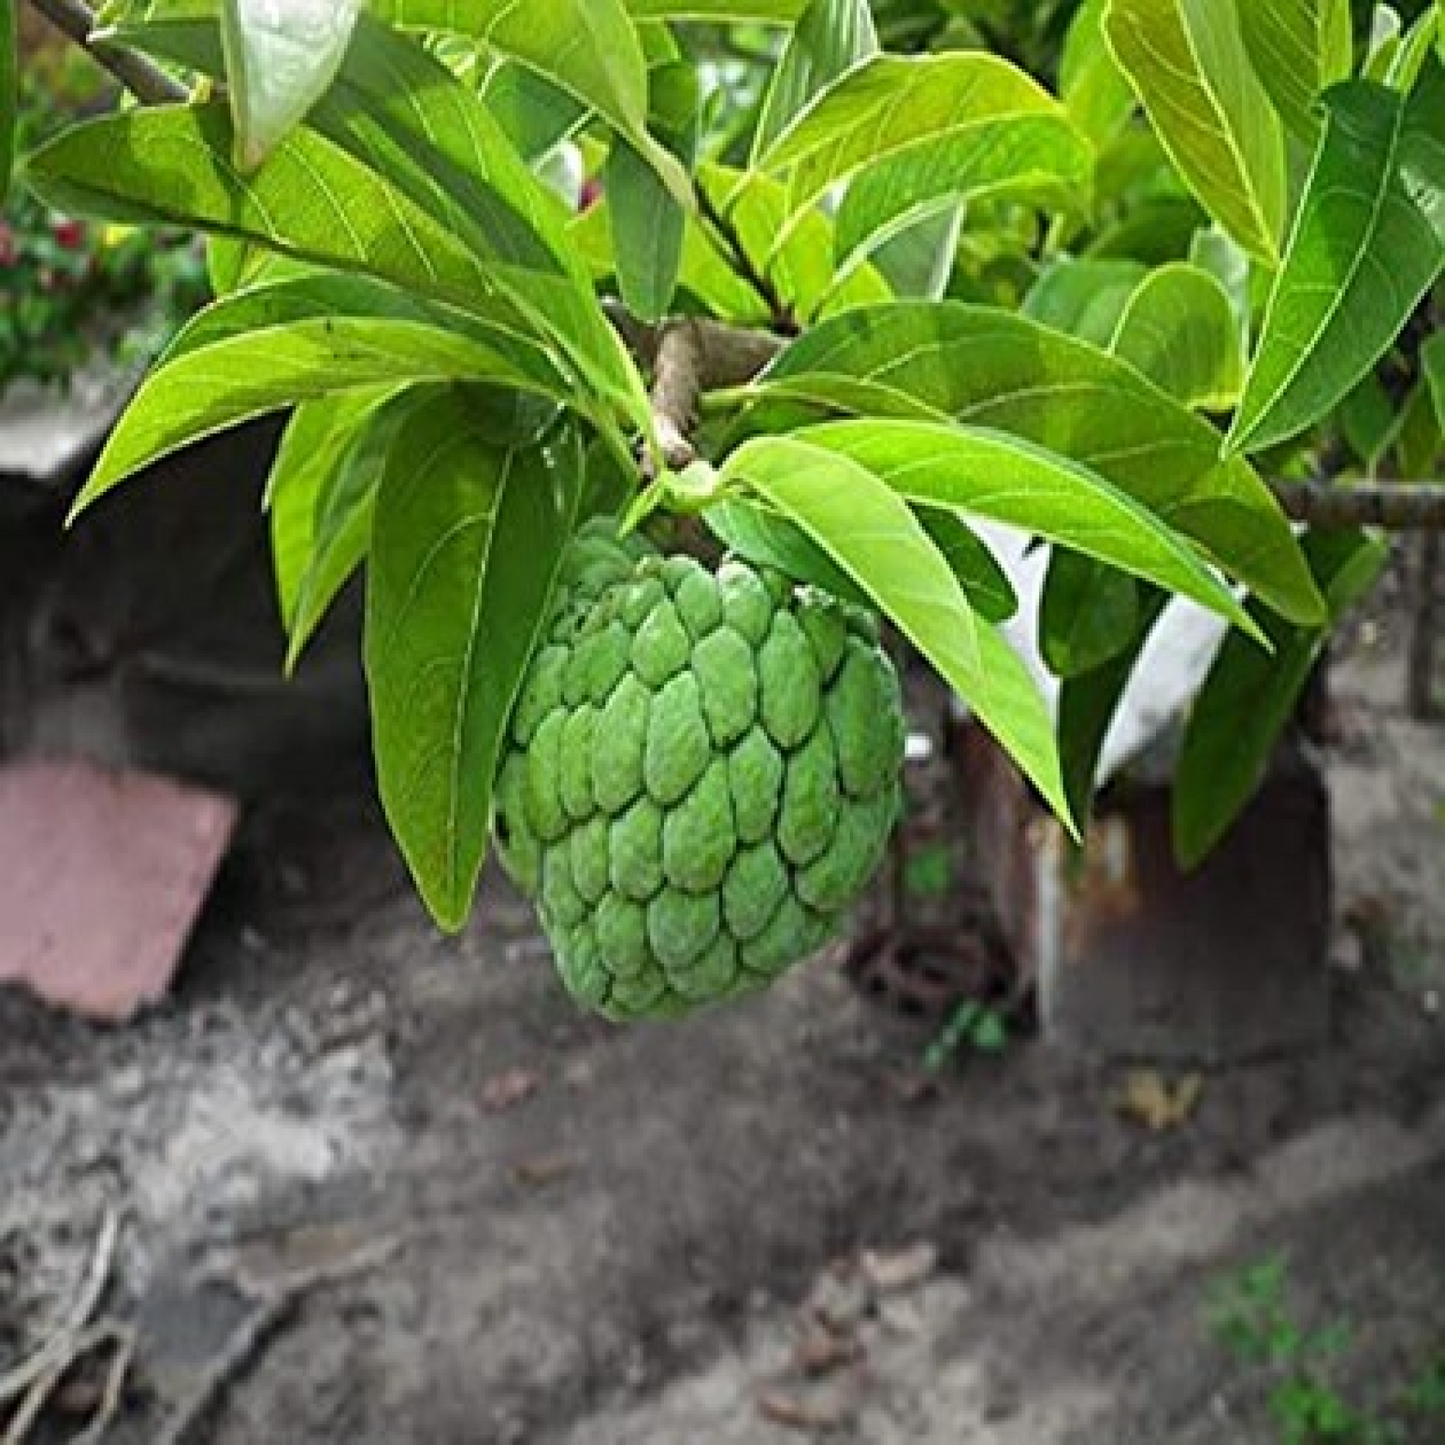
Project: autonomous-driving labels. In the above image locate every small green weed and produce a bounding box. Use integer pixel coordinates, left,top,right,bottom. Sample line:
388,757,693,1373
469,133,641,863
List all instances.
1206,1255,1445,1445
922,999,1008,1072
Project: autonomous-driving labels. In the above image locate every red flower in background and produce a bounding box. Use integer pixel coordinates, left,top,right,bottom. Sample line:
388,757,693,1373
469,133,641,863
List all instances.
52,219,87,251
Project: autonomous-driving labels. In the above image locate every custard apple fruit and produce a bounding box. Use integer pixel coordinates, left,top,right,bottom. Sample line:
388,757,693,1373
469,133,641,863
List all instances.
494,524,905,1019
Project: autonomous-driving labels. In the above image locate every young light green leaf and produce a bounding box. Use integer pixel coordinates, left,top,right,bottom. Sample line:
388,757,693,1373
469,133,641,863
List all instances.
751,302,1324,625
1109,262,1245,410
74,276,566,513
1061,0,1136,146
366,395,582,930
221,0,358,171
757,53,1076,240
1238,0,1354,141
834,112,1092,280
608,61,698,322
1,0,15,204
793,419,1263,644
718,435,1070,820
1173,530,1387,867
1384,6,1440,92
1104,0,1288,263
1229,66,1445,455
752,0,877,163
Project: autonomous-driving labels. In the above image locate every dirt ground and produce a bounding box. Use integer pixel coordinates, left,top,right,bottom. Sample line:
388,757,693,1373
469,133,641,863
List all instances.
2,639,1445,1445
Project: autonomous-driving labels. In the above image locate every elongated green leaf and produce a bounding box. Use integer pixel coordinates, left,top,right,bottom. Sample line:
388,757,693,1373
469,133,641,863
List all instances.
751,302,1324,624
1174,530,1387,866
221,0,358,170
1238,0,1354,141
717,436,1069,820
379,0,688,201
366,395,581,930
834,112,1092,279
1023,258,1147,346
1110,262,1244,410
1056,588,1169,821
24,103,500,310
1061,0,1136,146
1041,554,1139,677
102,0,686,198
704,499,873,606
268,385,404,628
758,54,1074,237
1229,67,1445,454
75,276,565,512
608,60,697,322
918,513,1018,625
753,0,877,163
1,0,14,204
85,14,648,429
1105,0,1287,262
794,419,1261,642
484,62,586,163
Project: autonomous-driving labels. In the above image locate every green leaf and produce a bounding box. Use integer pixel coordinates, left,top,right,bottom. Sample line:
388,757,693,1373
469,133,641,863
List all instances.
1023,258,1148,345
24,102,499,311
1061,0,1136,147
268,385,403,630
757,53,1076,241
1,0,14,204
1238,0,1354,141
751,302,1325,625
378,0,688,201
792,419,1263,643
84,15,649,430
221,0,358,171
1173,530,1388,866
1056,589,1169,821
1041,553,1140,677
752,0,877,163
366,393,582,930
833,112,1092,280
103,0,687,199
483,62,586,163
74,276,566,513
718,435,1070,820
1104,0,1288,263
1109,262,1245,410
608,60,698,322
1229,67,1445,454
1425,328,1445,427
917,512,1018,624
1384,6,1441,93
703,498,873,605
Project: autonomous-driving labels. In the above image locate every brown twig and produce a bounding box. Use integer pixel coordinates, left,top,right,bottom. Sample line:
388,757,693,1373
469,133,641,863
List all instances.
648,320,704,475
27,0,189,105
1407,531,1441,720
1269,479,1445,530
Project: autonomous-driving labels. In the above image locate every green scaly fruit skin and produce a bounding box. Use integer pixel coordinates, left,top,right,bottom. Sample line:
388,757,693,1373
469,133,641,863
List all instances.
493,523,905,1021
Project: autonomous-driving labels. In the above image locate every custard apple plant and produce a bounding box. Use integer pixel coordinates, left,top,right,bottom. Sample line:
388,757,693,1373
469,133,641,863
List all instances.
3,0,1439,1015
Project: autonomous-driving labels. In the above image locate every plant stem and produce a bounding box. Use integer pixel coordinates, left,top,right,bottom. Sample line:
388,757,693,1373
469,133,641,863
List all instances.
27,0,188,105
